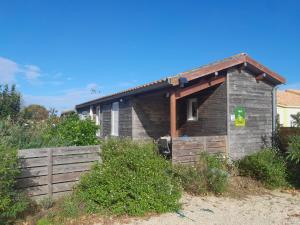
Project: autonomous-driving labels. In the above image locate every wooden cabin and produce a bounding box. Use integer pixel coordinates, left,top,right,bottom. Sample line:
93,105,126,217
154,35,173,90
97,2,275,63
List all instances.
76,53,285,163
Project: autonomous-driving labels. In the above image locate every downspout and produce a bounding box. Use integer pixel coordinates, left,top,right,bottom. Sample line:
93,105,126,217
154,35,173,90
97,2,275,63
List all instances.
272,87,277,146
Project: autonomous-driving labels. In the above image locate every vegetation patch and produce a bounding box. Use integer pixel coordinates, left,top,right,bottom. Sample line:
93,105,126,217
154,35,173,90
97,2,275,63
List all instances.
173,152,229,195
74,139,181,216
0,144,28,225
237,148,287,189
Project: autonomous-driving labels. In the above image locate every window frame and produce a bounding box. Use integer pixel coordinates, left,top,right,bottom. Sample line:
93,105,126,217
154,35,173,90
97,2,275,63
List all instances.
111,102,119,136
187,98,198,121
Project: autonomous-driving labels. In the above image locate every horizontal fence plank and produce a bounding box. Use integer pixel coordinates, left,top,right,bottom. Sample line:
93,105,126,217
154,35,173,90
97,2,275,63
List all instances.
17,176,48,188
172,135,227,164
23,185,48,196
53,171,86,183
18,149,49,159
18,166,48,178
53,181,77,193
52,162,95,174
19,157,48,168
52,145,100,156
53,153,99,165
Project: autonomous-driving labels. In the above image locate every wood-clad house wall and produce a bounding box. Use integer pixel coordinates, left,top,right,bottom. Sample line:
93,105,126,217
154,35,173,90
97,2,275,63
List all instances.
132,92,170,140
227,68,274,159
177,82,227,137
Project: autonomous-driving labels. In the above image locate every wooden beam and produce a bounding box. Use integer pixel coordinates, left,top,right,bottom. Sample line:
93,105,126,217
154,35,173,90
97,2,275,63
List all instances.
175,76,226,99
256,73,266,81
169,54,285,86
170,91,177,138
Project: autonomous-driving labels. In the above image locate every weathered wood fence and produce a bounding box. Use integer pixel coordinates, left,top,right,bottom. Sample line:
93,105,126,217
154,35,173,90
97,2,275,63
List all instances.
172,135,227,164
17,145,101,200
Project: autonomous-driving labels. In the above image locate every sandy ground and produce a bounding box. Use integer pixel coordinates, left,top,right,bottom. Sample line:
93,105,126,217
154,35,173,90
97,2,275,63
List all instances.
111,191,300,225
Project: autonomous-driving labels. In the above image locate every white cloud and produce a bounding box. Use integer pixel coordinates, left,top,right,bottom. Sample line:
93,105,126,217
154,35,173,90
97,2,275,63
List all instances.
23,83,102,112
23,65,41,80
0,56,42,84
0,57,20,83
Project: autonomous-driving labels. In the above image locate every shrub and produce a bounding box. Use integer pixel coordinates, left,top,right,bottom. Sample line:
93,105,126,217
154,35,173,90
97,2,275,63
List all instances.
237,148,287,189
287,135,300,164
75,139,181,216
48,114,100,146
174,152,229,195
285,136,300,188
0,144,28,224
39,197,54,210
0,113,100,150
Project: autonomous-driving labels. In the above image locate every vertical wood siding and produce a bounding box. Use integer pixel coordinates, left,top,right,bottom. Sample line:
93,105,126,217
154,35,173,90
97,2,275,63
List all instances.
132,92,170,140
178,82,227,136
227,68,274,159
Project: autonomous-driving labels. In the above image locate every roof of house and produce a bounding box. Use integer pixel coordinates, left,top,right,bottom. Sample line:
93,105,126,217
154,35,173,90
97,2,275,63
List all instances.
277,90,300,107
285,89,300,95
76,53,286,109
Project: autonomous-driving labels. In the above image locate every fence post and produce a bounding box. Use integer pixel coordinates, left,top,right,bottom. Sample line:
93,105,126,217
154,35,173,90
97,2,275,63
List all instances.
48,148,53,198
204,136,207,152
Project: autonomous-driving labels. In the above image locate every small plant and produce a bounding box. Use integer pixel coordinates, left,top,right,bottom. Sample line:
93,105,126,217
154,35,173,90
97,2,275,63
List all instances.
174,152,229,195
36,218,53,225
75,139,181,216
59,195,81,218
287,135,300,164
0,144,28,224
237,148,287,189
39,197,54,210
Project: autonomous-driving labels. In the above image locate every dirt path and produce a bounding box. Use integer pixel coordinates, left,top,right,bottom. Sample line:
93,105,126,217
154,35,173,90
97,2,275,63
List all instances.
111,191,300,225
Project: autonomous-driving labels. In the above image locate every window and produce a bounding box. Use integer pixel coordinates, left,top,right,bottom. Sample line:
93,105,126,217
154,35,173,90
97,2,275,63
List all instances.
187,98,198,121
96,106,101,137
111,102,119,136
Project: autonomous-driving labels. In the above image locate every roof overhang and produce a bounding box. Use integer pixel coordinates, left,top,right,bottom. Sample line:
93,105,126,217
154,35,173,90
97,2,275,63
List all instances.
76,53,286,109
169,53,285,85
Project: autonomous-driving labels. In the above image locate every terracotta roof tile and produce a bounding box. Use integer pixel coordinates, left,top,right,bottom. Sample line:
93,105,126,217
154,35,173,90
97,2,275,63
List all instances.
277,90,300,107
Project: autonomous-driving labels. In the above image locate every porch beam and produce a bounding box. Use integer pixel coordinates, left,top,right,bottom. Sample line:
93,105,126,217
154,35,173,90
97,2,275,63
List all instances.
175,76,226,99
256,73,266,81
170,91,177,137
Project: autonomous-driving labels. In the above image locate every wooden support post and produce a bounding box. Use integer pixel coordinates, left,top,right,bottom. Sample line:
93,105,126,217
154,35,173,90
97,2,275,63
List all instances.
48,149,53,198
170,91,177,138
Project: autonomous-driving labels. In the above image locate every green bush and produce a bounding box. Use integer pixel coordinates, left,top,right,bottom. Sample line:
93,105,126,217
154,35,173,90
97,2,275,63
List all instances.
75,139,181,216
0,114,99,150
237,148,287,189
174,152,229,195
48,114,99,147
0,144,28,224
287,135,300,164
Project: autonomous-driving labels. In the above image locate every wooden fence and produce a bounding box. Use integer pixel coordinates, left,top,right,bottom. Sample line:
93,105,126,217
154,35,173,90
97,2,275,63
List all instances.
172,135,227,164
17,145,101,201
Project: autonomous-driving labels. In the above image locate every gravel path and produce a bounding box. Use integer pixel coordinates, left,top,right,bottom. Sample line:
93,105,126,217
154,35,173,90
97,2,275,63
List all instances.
114,191,300,225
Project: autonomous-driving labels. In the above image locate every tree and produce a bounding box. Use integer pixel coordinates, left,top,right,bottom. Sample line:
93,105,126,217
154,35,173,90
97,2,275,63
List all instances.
291,112,300,128
22,104,49,121
0,84,21,120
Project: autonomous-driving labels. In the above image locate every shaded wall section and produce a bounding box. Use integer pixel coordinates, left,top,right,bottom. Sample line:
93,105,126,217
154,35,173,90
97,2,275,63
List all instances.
132,92,170,140
178,82,227,136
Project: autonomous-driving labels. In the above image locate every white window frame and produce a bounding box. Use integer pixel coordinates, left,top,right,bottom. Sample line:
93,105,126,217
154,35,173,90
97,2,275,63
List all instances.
89,105,94,120
96,106,101,137
187,98,198,121
111,102,119,136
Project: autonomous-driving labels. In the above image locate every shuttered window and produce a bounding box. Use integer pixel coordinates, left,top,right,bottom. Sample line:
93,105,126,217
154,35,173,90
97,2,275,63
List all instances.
111,102,119,136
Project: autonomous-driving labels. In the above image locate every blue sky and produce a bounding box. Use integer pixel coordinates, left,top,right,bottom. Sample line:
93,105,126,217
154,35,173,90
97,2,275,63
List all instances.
0,0,299,112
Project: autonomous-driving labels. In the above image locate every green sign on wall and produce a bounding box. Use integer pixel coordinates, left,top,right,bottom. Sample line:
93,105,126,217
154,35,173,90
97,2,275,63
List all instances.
234,106,246,127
